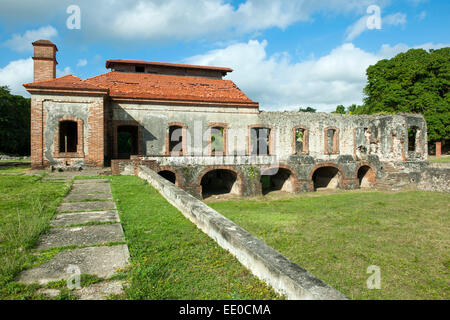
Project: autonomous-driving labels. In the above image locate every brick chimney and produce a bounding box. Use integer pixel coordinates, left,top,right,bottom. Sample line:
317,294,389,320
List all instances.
32,40,58,82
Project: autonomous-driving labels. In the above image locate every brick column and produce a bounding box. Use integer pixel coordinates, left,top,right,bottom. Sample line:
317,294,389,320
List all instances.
30,98,44,169
86,100,105,167
436,142,442,158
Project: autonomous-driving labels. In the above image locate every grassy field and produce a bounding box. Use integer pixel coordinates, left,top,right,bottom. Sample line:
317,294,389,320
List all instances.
109,176,280,300
0,174,71,299
209,190,450,300
428,156,450,163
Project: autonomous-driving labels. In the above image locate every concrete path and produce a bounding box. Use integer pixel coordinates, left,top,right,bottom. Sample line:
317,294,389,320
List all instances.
17,173,130,300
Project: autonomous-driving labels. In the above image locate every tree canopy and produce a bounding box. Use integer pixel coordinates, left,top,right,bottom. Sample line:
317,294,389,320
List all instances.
298,107,317,113
363,47,449,143
0,86,30,155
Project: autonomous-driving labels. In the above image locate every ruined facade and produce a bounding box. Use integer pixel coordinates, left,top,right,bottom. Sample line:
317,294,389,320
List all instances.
25,40,433,198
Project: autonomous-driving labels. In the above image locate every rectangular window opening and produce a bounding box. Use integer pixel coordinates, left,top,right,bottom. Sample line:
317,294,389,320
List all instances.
251,127,270,156
59,121,78,153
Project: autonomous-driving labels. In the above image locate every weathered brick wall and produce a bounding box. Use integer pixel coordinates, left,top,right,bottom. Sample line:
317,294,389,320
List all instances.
30,94,105,169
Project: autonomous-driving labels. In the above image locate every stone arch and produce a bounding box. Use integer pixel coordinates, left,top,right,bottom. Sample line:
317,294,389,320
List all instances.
356,163,376,188
260,165,298,194
197,166,243,199
158,166,182,186
309,163,344,190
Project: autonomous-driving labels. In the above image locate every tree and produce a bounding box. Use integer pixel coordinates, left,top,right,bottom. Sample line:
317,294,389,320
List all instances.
333,105,346,114
298,107,316,113
0,86,31,155
363,47,450,144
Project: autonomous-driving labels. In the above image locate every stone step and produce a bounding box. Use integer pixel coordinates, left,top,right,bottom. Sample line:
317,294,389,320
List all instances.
58,201,116,213
64,192,113,202
36,224,125,250
17,245,130,285
50,210,120,227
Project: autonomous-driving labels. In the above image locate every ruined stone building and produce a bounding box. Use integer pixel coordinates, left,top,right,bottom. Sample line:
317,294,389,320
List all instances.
25,40,438,198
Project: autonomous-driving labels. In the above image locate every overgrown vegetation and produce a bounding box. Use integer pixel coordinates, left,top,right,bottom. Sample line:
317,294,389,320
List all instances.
109,175,280,300
210,190,450,300
0,174,70,299
0,86,30,156
332,47,450,148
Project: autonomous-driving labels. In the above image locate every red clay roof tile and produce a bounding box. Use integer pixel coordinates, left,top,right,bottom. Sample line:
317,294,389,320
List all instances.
85,72,257,106
24,74,106,92
24,72,258,107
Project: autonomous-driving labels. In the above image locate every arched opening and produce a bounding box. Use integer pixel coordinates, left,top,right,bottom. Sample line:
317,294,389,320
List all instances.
59,121,78,153
261,168,295,195
201,169,239,199
312,166,341,190
158,170,176,185
357,165,375,188
117,125,138,159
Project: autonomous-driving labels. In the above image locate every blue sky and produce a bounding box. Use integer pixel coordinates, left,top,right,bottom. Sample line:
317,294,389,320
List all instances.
0,0,448,111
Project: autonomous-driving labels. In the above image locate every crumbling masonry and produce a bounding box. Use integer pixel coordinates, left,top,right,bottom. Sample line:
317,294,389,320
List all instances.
25,40,448,198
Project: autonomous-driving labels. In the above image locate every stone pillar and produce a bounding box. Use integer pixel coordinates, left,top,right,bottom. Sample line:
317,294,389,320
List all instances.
436,142,442,158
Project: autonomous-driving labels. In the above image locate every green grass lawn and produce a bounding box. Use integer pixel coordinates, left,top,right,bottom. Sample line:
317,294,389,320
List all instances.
109,175,279,300
428,156,450,163
0,174,71,299
209,190,450,300
0,166,31,174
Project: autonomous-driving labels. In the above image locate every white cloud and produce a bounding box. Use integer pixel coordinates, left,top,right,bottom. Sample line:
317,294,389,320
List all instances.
0,58,33,96
0,58,71,97
345,16,370,41
3,25,57,52
346,12,406,41
0,0,389,41
186,40,449,112
384,13,407,26
77,59,88,67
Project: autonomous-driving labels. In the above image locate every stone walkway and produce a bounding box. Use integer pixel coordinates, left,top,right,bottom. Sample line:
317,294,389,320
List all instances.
17,172,130,300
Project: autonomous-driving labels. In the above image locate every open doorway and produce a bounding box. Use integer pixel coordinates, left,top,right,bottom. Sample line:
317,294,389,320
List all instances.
117,125,138,159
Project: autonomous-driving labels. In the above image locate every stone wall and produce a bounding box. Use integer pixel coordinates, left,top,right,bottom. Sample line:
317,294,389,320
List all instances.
31,94,105,169
111,103,427,164
137,165,347,300
416,167,450,192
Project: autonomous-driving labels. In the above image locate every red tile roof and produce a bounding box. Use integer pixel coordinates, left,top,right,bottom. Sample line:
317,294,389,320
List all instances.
85,72,257,106
105,59,233,73
24,72,258,107
24,75,107,92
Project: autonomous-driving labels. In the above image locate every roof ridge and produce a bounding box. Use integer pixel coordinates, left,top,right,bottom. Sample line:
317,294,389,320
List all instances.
25,74,80,85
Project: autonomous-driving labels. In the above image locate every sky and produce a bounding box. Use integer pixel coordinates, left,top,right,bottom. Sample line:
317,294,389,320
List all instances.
0,0,448,112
